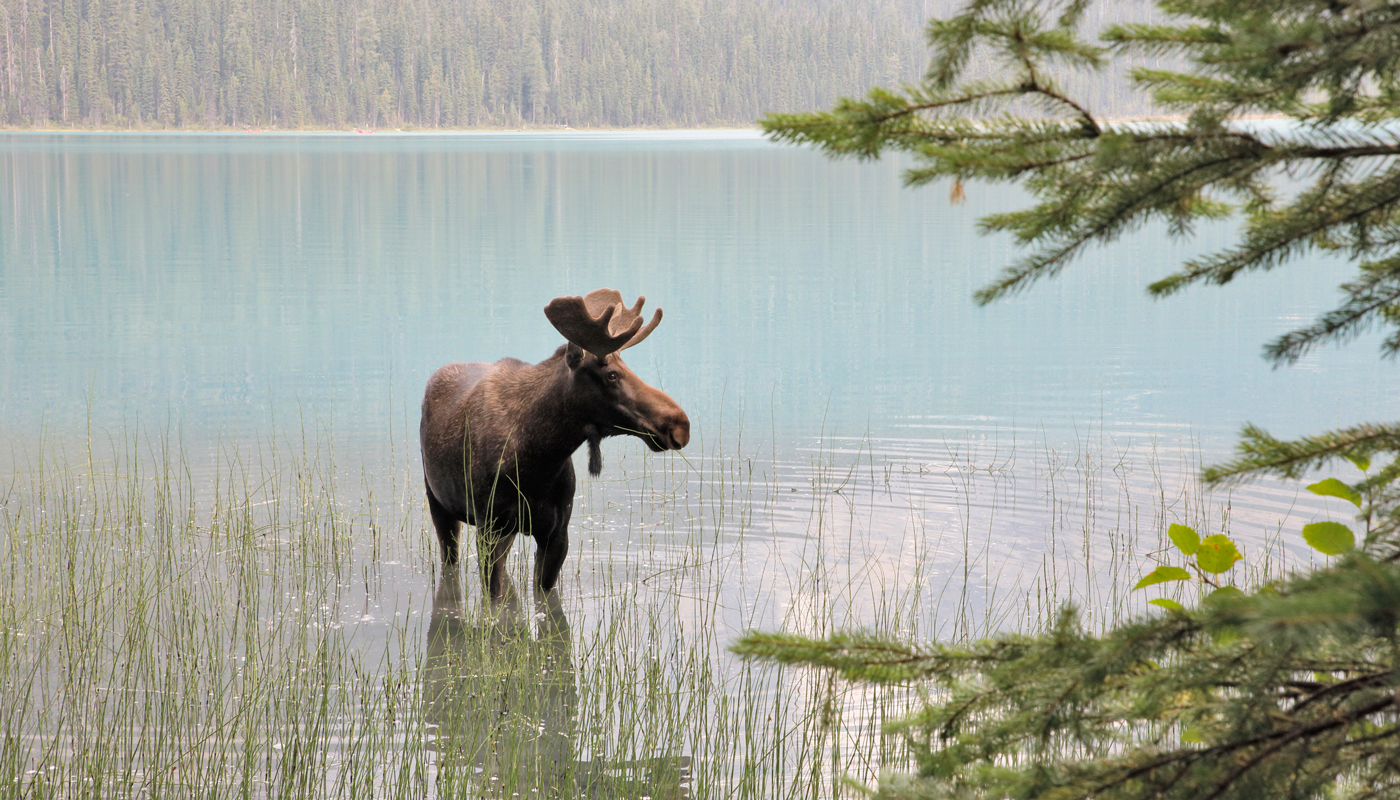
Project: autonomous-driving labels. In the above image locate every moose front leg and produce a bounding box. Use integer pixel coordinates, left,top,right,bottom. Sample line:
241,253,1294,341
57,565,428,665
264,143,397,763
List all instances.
477,524,518,600
533,473,575,593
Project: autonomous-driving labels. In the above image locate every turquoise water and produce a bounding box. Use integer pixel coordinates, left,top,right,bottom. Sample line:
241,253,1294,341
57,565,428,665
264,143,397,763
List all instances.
0,130,1388,621
2,131,1381,450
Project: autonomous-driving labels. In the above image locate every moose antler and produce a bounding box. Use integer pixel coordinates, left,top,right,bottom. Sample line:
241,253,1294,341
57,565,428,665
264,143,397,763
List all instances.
544,289,663,358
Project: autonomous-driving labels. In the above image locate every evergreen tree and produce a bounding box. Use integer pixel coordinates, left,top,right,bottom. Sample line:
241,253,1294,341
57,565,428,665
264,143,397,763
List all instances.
739,1,1400,797
0,0,935,130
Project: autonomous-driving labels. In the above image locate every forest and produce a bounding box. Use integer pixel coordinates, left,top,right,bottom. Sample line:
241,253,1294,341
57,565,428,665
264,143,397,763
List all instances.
0,0,943,129
0,0,1172,130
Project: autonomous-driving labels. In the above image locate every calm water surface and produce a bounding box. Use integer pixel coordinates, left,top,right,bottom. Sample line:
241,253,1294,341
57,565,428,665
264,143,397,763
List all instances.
3,130,1382,449
0,130,1391,789
2,129,1390,593
3,129,1391,613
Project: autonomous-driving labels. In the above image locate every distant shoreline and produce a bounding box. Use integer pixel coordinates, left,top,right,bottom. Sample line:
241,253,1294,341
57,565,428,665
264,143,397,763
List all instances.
0,116,1307,134
0,123,765,135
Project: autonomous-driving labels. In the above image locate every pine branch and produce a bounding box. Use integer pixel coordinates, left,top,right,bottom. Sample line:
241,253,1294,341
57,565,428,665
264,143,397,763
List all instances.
756,3,1400,794
739,556,1400,799
730,630,949,683
1148,164,1400,298
1200,694,1397,800
1201,422,1400,486
1264,256,1400,364
976,141,1271,304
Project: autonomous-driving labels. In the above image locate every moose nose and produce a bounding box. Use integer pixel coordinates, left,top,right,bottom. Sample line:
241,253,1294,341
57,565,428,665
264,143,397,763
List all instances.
670,414,691,449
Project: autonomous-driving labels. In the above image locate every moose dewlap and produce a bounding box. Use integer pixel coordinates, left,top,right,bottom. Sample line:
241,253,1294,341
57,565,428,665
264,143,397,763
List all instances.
419,289,690,599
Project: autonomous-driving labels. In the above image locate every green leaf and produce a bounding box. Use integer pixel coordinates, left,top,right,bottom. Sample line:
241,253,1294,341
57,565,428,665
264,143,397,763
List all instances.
1345,453,1371,472
1181,726,1205,744
1302,521,1355,555
1349,719,1383,739
1149,598,1184,611
1307,478,1362,508
1205,586,1244,603
1134,566,1192,590
1195,535,1242,574
1168,523,1200,555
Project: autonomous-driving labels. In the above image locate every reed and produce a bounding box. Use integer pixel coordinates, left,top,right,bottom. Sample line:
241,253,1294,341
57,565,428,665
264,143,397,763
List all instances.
0,420,1318,798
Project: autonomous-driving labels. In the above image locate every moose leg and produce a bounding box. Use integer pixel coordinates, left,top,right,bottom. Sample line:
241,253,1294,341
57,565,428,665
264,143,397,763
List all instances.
425,485,461,563
534,479,575,593
479,525,518,600
534,530,570,592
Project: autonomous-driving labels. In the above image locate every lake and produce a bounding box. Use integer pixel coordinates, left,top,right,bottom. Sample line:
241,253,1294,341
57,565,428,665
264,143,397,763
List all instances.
0,130,1388,796
2,129,1385,586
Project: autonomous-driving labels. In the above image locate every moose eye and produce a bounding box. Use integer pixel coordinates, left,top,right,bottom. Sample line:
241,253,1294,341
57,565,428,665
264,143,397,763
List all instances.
605,371,620,383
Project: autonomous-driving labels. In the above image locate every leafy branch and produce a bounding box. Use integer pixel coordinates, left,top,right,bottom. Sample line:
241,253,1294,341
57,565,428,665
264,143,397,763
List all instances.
735,555,1400,799
747,1,1400,796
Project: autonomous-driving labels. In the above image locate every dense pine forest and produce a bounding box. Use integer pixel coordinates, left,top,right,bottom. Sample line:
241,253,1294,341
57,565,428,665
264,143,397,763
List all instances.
0,0,944,129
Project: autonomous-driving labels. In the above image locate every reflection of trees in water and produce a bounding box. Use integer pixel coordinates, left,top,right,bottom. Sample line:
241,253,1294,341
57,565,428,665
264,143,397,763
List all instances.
423,570,690,798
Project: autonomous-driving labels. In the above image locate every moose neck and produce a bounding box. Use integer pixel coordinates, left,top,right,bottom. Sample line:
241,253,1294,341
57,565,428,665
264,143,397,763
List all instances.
498,355,596,472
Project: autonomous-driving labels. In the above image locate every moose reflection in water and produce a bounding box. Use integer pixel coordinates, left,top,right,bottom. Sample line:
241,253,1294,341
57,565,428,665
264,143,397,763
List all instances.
423,570,692,797
423,569,575,794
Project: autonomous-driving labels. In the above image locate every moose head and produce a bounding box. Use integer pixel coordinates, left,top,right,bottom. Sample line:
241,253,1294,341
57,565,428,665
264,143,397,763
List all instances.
544,289,690,474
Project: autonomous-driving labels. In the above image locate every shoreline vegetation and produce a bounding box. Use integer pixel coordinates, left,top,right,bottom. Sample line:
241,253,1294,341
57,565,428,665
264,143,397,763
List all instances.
1,419,1322,797
0,0,932,133
0,0,1177,134
745,0,1400,795
0,114,1295,135
0,122,762,134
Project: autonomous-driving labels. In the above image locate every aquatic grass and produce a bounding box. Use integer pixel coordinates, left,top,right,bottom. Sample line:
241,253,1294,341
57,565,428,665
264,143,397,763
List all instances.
0,418,1329,797
0,424,423,799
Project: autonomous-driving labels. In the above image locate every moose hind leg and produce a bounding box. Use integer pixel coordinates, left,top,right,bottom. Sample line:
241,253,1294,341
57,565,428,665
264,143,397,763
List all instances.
425,486,461,564
534,530,570,592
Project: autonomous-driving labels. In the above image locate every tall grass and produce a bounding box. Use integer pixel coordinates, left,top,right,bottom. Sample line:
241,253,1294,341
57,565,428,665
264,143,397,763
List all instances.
0,421,1322,798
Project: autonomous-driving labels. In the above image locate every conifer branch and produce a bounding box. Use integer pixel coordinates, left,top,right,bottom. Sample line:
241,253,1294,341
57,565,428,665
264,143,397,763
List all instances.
1264,257,1400,364
757,2,1400,795
1202,422,1400,486
977,146,1270,303
1150,166,1400,300
1202,693,1398,800
737,556,1400,798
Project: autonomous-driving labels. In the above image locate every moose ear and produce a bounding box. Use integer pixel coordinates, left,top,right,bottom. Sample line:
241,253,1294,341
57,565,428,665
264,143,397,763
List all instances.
565,342,585,369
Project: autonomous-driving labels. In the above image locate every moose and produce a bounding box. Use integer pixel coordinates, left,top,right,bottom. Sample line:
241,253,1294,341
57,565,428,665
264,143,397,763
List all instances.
419,289,690,598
